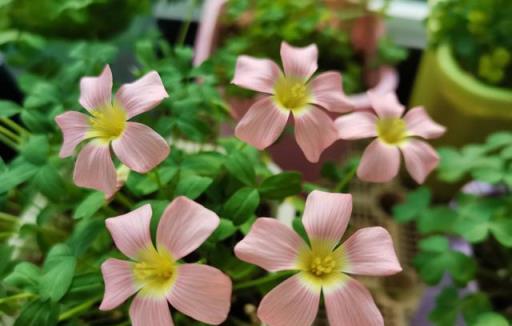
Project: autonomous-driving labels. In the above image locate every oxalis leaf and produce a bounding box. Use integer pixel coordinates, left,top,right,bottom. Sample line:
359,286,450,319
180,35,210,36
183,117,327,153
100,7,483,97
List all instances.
39,244,77,302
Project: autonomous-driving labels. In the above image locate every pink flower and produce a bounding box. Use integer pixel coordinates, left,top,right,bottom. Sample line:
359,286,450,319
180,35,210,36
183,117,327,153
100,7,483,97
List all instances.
55,65,170,197
232,42,353,162
235,190,402,326
100,197,232,325
336,92,446,183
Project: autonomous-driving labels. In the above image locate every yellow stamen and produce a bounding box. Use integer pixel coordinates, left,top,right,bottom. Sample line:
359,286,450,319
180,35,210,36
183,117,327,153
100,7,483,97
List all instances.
87,103,127,143
273,76,310,112
297,240,345,288
133,246,177,297
376,118,407,145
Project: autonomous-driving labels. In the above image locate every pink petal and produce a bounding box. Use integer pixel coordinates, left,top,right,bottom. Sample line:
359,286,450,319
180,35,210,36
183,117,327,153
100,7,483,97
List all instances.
99,258,140,311
340,227,402,276
368,91,404,118
357,139,400,183
234,218,306,272
235,96,289,150
335,111,378,140
293,106,338,163
116,71,169,119
403,106,446,139
129,295,173,326
302,190,352,247
231,55,282,94
309,71,354,113
258,274,320,326
167,264,231,325
112,122,169,173
280,42,318,80
105,204,153,260
55,111,91,158
79,65,113,111
400,139,440,184
156,197,219,260
73,142,117,197
324,276,384,326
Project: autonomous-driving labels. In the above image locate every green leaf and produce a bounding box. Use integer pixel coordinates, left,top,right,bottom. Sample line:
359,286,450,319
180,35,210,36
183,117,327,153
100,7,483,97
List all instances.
181,153,225,177
3,262,40,291
33,164,65,200
211,219,237,241
64,272,103,300
224,151,256,186
292,218,308,243
14,299,59,326
134,166,177,195
67,219,103,256
460,293,492,325
73,192,105,220
259,172,302,200
21,135,49,165
0,100,21,117
174,174,212,199
0,160,39,194
473,312,509,326
0,244,12,277
39,244,77,302
393,187,431,223
418,207,457,234
490,218,512,247
429,287,459,326
223,188,260,225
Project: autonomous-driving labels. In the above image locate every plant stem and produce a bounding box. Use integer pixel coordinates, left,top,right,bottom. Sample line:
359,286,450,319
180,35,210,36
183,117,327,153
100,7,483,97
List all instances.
0,132,18,150
0,292,35,305
0,125,21,143
0,212,20,224
176,0,199,46
334,164,357,193
58,296,102,321
1,117,28,136
234,271,295,290
154,169,163,191
114,192,134,208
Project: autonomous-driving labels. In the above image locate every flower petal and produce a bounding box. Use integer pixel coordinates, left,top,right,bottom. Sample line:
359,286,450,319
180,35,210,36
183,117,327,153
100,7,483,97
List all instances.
116,71,169,119
99,258,140,311
231,55,282,94
235,96,289,150
105,204,153,260
73,142,117,197
401,139,440,184
235,218,306,272
339,227,402,276
368,91,404,118
335,111,378,140
167,264,231,325
294,106,338,163
403,106,446,139
309,71,354,113
55,111,91,158
324,276,384,326
156,197,219,260
258,274,320,326
112,122,169,173
280,42,318,80
302,190,352,247
129,295,173,326
357,139,400,183
79,65,112,111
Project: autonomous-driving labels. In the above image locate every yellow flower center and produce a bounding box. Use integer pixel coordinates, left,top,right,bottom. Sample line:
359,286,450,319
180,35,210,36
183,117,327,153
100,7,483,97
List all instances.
377,118,408,145
298,241,345,288
133,246,177,297
87,103,127,143
273,76,310,111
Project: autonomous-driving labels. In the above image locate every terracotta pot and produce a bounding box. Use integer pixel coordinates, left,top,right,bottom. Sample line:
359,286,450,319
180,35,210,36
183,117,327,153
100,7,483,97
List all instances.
194,0,398,181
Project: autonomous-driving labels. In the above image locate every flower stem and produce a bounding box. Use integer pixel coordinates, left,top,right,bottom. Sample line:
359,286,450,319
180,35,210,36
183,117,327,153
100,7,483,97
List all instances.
153,169,163,191
1,117,28,136
0,125,21,143
176,0,199,46
334,163,358,193
0,212,20,224
114,192,134,208
0,132,18,150
234,271,295,290
0,292,36,305
58,296,102,321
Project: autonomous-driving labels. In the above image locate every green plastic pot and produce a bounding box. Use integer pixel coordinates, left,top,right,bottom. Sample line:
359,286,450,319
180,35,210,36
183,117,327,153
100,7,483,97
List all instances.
410,45,512,148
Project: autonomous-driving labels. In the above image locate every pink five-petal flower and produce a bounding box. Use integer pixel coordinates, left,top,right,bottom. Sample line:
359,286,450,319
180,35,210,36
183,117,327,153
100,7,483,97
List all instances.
231,41,354,163
335,91,446,184
235,190,402,326
55,65,170,197
100,197,232,326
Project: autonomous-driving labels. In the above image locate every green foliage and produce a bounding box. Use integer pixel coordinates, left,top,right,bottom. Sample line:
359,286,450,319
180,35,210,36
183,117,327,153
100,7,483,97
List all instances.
428,0,512,87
